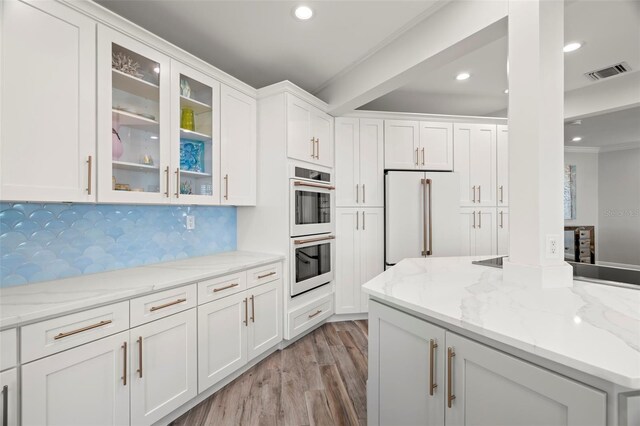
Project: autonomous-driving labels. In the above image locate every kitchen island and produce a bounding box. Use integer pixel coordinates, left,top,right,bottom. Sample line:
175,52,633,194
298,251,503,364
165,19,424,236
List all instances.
363,256,640,426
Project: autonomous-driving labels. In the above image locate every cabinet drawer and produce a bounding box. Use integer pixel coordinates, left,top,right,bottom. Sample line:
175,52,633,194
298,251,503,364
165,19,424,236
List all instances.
247,262,282,289
21,301,129,363
130,285,196,327
198,272,247,305
288,294,333,338
579,230,591,240
0,329,17,370
579,248,591,258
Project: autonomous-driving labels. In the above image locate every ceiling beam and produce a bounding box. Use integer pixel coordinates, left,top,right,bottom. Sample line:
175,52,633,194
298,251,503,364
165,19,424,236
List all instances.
316,0,508,116
564,72,640,120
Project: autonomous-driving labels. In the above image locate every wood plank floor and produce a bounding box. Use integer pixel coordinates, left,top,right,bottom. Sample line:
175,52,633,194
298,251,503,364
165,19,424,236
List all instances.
170,320,368,426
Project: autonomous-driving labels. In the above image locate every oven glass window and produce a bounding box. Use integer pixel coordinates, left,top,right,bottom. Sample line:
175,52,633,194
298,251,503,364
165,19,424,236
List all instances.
295,243,331,283
295,190,331,225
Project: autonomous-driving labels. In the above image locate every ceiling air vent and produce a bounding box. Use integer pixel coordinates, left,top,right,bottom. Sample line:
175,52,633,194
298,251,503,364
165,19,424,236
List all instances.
585,62,631,81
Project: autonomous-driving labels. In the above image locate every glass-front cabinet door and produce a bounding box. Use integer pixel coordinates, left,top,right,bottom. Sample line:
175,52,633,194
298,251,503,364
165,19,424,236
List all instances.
170,60,220,204
97,25,171,203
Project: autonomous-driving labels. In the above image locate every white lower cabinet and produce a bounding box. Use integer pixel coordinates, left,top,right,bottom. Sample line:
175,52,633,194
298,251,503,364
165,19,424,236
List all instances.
0,369,18,426
445,332,606,426
130,309,197,426
335,208,383,314
22,331,130,426
198,280,282,393
369,300,607,426
459,207,497,256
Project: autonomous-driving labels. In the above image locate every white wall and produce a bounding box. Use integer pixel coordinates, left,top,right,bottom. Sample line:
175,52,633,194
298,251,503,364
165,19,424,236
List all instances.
597,148,640,266
564,151,599,228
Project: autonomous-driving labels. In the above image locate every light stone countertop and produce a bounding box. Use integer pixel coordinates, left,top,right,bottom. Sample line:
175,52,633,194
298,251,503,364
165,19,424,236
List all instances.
0,251,284,329
362,256,640,389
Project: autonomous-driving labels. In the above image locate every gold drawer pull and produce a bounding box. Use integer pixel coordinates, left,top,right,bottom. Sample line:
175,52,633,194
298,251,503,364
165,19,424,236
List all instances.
429,339,438,396
213,283,239,293
137,336,143,378
258,271,276,279
308,309,322,319
149,298,187,312
54,319,112,340
122,342,127,386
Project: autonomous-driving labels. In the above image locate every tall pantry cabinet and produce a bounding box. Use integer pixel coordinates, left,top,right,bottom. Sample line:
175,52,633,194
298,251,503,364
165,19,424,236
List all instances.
335,118,384,314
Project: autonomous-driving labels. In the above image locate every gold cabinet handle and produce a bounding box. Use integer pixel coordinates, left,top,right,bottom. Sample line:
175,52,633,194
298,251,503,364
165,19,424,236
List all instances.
500,211,504,228
356,184,359,203
478,211,482,229
422,147,425,165
54,319,112,340
472,211,476,229
447,347,456,408
316,137,320,159
362,211,366,231
224,174,229,200
293,181,335,190
258,271,276,279
415,148,419,166
137,336,143,378
213,283,239,293
478,185,481,203
356,211,359,230
149,298,187,312
429,339,438,396
174,168,180,198
122,341,127,386
243,298,248,326
499,185,504,203
164,166,170,197
294,235,335,245
86,156,92,195
250,295,255,323
362,184,366,204
308,309,322,319
310,137,315,158
2,384,8,426
472,186,476,203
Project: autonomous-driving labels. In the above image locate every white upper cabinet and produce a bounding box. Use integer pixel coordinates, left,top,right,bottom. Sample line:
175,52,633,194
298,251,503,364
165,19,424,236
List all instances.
384,120,419,170
454,123,497,206
384,120,453,171
1,0,96,202
220,85,257,206
497,125,509,206
170,60,221,204
97,25,172,204
419,122,454,171
287,94,334,168
335,118,384,207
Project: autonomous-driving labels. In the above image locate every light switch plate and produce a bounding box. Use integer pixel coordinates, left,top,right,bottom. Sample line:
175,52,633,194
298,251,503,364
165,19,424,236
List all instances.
186,215,195,230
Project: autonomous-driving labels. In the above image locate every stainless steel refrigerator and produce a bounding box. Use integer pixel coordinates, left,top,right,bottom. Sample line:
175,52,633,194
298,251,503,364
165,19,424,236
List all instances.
385,171,461,267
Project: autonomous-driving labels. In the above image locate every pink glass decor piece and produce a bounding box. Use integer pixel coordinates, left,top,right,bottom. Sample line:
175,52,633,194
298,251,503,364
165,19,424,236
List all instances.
112,127,123,160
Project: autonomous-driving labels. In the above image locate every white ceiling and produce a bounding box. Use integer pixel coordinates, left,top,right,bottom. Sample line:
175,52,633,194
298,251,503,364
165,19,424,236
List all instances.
96,0,440,92
564,106,640,148
361,0,640,116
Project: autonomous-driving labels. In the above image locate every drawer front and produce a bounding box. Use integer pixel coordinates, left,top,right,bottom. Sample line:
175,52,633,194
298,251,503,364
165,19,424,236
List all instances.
288,294,333,338
0,329,17,370
579,239,591,248
247,262,282,289
130,284,196,327
198,272,247,305
579,248,591,258
21,301,129,363
579,230,590,240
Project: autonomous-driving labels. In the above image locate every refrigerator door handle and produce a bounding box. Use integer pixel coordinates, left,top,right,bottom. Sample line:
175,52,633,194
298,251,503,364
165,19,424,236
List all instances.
421,178,432,256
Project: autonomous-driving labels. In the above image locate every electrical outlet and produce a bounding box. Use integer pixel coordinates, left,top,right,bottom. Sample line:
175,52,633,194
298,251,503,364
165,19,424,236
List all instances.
186,215,195,230
546,234,560,258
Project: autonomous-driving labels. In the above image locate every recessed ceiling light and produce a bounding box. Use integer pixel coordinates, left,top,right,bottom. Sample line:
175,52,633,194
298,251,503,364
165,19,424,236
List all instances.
563,42,582,53
504,89,509,94
569,120,582,126
294,6,313,20
572,136,582,142
153,66,160,73
150,136,158,140
456,72,471,81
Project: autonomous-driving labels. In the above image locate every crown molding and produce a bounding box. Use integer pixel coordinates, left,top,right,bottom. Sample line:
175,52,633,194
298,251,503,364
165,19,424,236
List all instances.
564,146,601,154
257,81,329,112
342,110,509,124
598,141,640,153
60,0,257,98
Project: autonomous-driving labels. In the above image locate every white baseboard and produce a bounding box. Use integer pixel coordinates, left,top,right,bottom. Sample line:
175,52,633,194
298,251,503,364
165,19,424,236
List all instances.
328,312,368,322
596,261,640,271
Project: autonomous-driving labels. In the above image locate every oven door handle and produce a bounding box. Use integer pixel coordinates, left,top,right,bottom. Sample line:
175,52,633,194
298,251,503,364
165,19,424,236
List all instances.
293,181,335,190
294,235,335,245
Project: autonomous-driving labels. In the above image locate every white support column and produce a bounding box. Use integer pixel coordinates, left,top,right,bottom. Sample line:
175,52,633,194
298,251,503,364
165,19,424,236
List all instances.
503,0,573,287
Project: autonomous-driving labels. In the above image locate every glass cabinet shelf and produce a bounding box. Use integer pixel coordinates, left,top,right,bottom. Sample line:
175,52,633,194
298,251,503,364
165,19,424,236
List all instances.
179,128,211,141
180,95,211,114
112,160,160,172
112,69,159,100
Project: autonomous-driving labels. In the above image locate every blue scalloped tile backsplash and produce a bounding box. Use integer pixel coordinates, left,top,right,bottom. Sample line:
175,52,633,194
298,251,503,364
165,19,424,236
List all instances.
0,203,236,287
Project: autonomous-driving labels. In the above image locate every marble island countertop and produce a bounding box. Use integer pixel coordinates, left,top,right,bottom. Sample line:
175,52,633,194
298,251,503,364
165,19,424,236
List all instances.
0,251,284,329
363,256,640,389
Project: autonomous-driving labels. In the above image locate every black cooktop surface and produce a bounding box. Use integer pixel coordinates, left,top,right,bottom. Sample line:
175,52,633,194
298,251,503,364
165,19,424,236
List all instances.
472,257,640,287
